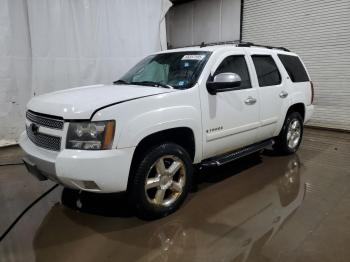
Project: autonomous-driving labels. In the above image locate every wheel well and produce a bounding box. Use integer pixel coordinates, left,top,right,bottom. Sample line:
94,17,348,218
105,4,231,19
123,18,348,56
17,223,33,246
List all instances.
127,127,196,190
287,103,305,120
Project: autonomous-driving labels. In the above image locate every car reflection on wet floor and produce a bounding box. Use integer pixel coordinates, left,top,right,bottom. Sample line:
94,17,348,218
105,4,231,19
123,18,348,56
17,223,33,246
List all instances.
1,129,350,262
31,153,304,262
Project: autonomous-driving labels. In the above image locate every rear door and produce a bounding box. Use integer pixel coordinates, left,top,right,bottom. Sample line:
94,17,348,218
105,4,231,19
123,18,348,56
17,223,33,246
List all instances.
246,50,290,141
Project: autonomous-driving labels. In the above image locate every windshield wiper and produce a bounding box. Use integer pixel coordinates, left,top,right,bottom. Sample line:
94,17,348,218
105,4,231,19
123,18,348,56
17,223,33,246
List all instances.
130,81,173,89
113,79,130,85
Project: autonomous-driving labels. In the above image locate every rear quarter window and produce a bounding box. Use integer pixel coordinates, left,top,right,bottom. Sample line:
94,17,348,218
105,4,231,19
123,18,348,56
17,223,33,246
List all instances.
278,54,309,82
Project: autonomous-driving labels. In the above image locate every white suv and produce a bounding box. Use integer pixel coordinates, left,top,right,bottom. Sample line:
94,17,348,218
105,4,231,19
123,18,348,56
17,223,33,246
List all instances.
20,42,314,219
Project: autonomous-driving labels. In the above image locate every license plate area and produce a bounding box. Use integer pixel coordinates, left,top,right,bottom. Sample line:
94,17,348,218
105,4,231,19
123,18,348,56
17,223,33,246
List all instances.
23,157,48,181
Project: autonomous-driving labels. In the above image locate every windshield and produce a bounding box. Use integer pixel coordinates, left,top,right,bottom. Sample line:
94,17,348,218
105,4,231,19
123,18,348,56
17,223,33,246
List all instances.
117,51,211,89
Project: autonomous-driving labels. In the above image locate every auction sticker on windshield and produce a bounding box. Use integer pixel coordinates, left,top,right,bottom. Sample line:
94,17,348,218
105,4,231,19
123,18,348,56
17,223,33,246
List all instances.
181,55,206,60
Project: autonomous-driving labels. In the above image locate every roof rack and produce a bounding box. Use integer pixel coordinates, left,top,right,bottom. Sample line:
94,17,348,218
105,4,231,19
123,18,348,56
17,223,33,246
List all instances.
236,41,290,52
199,40,239,47
176,40,290,52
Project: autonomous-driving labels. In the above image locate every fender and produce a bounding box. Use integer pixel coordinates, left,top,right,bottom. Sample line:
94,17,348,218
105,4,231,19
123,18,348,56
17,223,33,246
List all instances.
273,90,306,137
92,89,203,163
118,106,202,163
290,90,307,107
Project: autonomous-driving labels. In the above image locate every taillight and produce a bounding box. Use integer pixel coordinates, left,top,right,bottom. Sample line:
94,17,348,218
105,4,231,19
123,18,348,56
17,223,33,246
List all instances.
310,81,314,104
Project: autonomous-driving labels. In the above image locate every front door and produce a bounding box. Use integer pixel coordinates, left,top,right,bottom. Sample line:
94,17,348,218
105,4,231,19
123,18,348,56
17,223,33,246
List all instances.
200,51,260,159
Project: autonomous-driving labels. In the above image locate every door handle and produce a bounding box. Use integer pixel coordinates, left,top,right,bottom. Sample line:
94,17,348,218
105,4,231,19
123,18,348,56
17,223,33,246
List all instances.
244,96,257,105
279,91,288,98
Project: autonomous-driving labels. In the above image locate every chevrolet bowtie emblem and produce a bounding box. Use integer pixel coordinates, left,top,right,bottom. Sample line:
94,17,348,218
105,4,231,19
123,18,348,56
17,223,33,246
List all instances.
31,123,39,135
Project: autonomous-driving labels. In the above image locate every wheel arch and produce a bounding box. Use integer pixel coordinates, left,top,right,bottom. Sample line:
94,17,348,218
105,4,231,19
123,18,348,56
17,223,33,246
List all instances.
127,127,196,191
286,103,305,120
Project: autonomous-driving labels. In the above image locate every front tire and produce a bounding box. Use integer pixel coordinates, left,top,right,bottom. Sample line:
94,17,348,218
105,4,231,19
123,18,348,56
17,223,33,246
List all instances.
129,143,193,220
274,112,303,155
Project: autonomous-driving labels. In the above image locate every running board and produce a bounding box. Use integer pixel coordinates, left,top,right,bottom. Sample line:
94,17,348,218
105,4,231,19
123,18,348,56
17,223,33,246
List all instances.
201,139,274,168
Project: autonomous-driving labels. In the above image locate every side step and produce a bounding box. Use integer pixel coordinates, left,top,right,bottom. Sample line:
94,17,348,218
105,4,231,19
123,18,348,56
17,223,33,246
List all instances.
201,139,274,168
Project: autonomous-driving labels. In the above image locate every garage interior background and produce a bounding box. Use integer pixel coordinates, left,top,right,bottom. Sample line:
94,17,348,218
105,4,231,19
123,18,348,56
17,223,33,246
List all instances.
168,0,350,132
0,0,171,146
1,0,349,146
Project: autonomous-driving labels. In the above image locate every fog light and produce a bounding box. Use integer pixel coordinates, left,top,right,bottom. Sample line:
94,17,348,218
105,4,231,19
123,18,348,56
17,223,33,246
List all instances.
72,180,100,191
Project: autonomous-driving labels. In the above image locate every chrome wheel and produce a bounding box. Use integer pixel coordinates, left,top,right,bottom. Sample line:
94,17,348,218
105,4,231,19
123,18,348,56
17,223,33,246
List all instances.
145,155,186,207
287,119,301,149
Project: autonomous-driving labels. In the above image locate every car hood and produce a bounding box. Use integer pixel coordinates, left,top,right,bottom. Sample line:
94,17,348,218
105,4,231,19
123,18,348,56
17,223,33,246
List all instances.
27,84,174,119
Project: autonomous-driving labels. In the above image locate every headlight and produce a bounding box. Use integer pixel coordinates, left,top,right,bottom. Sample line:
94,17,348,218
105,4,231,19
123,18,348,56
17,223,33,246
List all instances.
66,120,115,150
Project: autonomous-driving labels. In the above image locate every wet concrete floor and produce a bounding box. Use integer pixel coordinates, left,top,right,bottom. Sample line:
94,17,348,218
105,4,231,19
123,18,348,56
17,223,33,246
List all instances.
0,128,350,262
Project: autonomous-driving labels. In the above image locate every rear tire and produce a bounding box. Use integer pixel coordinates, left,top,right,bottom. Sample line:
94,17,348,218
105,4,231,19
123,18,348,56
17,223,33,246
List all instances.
129,143,193,220
274,112,303,155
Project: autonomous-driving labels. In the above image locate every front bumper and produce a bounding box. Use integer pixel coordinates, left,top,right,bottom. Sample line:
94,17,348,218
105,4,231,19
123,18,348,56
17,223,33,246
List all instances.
19,132,135,193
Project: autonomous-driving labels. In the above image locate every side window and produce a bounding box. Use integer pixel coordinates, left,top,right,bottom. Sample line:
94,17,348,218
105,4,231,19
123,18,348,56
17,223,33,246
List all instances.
214,55,251,89
278,54,309,82
252,55,281,87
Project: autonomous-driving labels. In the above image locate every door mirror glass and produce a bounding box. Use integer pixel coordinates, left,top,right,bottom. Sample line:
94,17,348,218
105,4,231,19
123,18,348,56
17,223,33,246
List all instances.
207,73,242,95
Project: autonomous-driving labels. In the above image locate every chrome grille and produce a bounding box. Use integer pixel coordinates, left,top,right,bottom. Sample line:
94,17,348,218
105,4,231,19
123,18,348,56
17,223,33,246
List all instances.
26,125,61,151
26,110,64,130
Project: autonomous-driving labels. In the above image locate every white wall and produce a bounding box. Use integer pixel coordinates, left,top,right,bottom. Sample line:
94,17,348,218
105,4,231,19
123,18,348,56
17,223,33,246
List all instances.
166,0,241,48
0,0,171,146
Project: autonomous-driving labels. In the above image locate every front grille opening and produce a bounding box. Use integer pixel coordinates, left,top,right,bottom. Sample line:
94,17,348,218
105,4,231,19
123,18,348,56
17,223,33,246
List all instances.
26,110,64,130
26,126,61,151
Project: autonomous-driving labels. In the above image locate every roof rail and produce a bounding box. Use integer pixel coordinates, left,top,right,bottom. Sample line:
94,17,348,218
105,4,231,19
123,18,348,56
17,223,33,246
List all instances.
172,40,290,52
172,40,240,49
199,40,240,47
236,41,290,52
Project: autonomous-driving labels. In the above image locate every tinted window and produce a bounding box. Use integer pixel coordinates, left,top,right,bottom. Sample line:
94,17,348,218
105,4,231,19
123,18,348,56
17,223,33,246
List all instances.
214,55,251,89
278,54,309,82
252,55,281,87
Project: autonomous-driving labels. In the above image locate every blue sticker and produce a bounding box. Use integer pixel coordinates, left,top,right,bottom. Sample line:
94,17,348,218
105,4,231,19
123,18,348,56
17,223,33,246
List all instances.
178,81,185,86
184,62,190,67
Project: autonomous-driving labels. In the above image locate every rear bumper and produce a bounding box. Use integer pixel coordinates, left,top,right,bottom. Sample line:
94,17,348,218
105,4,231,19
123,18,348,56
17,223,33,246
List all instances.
19,131,135,193
304,104,314,123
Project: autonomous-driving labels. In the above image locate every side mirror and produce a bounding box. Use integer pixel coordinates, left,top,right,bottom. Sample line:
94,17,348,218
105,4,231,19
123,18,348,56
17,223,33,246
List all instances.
207,73,242,95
